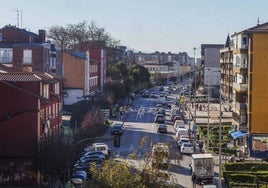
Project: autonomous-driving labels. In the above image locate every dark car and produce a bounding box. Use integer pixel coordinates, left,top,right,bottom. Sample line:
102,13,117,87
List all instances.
83,151,106,160
71,171,87,181
79,156,104,164
157,108,166,115
111,124,123,135
157,124,167,134
155,114,165,123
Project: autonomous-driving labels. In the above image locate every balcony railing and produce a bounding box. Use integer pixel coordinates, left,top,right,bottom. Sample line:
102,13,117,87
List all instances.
233,111,247,124
233,83,248,92
235,102,247,111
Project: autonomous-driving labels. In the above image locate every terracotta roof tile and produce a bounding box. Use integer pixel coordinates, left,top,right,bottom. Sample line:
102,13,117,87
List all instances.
245,22,268,33
0,72,56,82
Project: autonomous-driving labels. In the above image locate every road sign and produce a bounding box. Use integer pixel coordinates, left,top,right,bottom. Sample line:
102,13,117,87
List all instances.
192,124,198,130
180,96,185,105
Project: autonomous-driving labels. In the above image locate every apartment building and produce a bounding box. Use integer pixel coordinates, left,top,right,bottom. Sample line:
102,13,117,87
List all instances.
201,44,224,89
227,22,268,158
0,25,62,76
220,35,234,101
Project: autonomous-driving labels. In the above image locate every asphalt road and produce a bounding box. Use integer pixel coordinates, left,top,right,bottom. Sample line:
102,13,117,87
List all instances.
104,88,224,188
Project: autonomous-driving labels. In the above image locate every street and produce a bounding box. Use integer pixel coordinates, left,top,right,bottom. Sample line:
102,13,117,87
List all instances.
102,88,224,188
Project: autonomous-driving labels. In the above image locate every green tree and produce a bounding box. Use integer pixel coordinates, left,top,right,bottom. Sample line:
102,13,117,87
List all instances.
128,64,151,91
90,160,145,188
103,82,127,103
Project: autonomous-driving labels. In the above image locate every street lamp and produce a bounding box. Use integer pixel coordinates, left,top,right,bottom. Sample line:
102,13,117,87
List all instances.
218,81,223,188
193,47,197,126
207,70,210,153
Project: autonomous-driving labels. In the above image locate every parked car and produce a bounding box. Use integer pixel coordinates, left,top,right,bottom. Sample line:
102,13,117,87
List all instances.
180,142,194,154
79,155,104,163
155,114,165,123
83,151,106,160
172,115,182,122
157,124,168,134
177,138,190,150
71,171,87,181
142,91,150,98
84,142,111,157
150,92,158,98
175,128,189,140
173,120,185,131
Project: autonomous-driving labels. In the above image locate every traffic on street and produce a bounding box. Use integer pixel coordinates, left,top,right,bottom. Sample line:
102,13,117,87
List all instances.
99,83,222,188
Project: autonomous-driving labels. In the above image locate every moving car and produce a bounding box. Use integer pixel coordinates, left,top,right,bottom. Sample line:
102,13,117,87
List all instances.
111,124,123,135
155,114,165,123
157,124,168,134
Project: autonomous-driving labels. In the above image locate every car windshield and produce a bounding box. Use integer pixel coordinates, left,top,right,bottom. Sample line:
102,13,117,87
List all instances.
183,143,193,147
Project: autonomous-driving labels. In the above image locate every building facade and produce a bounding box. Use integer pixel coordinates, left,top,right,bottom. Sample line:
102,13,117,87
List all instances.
201,44,224,87
0,25,62,76
0,72,62,157
63,48,106,105
225,22,268,158
220,35,234,101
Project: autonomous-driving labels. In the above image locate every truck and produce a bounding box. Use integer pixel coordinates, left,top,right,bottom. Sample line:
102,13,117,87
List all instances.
189,154,214,184
151,143,170,169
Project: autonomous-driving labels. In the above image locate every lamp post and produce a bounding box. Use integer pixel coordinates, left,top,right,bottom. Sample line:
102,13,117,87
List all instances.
193,47,197,126
207,69,210,152
218,81,223,188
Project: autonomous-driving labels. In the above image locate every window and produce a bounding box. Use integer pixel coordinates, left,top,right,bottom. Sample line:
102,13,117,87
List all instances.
23,49,32,64
43,84,49,98
54,83,59,94
242,37,247,46
0,49,13,63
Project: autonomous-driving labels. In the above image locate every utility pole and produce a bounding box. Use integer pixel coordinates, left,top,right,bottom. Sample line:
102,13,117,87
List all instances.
218,79,223,188
194,47,197,125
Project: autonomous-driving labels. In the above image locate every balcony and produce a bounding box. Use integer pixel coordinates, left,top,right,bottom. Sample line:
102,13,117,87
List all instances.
233,64,247,73
233,83,248,92
234,102,247,112
233,111,247,124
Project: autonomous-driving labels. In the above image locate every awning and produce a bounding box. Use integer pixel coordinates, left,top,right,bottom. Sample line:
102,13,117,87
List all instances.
231,131,249,139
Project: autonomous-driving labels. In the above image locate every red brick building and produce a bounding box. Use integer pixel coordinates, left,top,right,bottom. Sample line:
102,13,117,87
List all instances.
0,25,63,76
0,72,62,157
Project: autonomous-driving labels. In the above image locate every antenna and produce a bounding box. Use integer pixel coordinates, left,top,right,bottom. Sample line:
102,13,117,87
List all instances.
257,17,260,26
12,9,19,28
20,10,22,28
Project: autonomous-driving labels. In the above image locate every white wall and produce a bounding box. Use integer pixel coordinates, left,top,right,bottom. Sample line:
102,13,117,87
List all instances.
64,88,84,105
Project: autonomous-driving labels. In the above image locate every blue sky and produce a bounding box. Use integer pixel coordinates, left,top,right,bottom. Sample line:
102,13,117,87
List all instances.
1,0,268,56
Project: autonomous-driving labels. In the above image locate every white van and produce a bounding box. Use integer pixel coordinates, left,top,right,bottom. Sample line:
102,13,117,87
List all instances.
173,120,185,131
84,143,111,156
176,128,188,140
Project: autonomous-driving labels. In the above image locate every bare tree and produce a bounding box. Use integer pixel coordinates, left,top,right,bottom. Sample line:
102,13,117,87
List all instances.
47,20,120,50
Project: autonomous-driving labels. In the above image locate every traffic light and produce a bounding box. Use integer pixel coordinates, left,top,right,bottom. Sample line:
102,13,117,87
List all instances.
114,135,120,147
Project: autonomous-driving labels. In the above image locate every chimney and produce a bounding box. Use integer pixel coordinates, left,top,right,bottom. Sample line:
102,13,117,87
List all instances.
22,66,32,73
38,30,46,43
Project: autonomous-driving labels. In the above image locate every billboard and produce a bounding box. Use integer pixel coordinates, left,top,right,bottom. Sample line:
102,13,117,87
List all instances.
249,134,268,158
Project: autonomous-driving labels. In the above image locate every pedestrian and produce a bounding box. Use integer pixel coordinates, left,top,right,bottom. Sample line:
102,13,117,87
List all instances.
120,111,123,120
